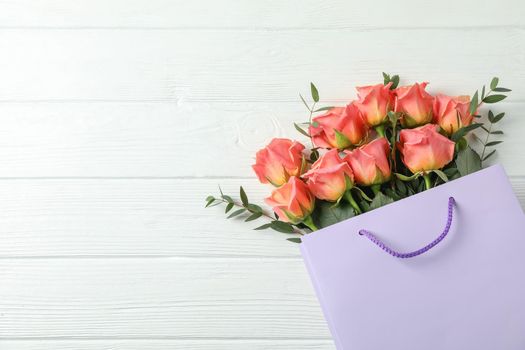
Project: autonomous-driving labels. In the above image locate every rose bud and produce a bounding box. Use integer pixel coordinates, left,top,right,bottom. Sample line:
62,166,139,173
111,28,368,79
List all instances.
355,83,394,127
309,103,368,149
433,94,473,134
303,149,355,202
395,82,434,128
252,138,306,187
398,124,455,174
345,137,392,186
265,176,315,224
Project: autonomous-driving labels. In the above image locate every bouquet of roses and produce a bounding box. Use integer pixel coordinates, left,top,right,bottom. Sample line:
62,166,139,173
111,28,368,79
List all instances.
206,73,511,243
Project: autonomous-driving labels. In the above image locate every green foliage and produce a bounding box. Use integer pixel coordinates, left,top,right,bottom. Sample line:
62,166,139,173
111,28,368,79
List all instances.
369,192,394,211
382,72,400,89
311,200,355,229
456,146,482,176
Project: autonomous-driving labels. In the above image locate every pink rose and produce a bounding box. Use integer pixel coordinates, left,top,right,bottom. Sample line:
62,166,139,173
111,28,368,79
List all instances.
345,137,392,186
398,124,455,173
433,94,473,134
252,138,306,187
355,83,394,126
303,149,354,202
309,103,368,149
265,176,315,224
395,82,434,128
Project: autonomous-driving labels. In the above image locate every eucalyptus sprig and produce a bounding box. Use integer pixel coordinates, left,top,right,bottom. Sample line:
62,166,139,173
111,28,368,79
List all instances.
295,83,334,152
205,186,306,240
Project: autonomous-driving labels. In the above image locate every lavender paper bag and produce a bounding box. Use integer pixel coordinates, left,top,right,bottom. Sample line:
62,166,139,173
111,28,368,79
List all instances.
300,164,525,349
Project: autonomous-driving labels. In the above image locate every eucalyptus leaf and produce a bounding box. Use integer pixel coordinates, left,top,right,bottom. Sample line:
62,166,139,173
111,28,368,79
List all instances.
227,208,246,218
314,106,334,112
486,140,503,147
225,202,234,213
493,87,511,92
492,112,505,123
222,195,234,203
245,212,262,222
490,77,499,90
270,220,295,233
455,147,481,176
240,186,249,206
483,94,507,103
294,122,310,137
254,223,272,230
310,82,319,102
287,238,302,244
299,94,310,110
246,203,263,213
469,90,478,115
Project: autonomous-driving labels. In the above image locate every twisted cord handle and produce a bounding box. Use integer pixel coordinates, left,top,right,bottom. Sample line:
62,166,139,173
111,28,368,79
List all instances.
358,197,456,259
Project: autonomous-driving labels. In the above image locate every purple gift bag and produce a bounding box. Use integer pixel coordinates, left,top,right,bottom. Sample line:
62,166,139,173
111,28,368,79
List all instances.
300,164,525,349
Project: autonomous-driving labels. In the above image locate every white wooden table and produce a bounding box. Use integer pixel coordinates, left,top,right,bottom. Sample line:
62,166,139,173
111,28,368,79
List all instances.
0,1,524,349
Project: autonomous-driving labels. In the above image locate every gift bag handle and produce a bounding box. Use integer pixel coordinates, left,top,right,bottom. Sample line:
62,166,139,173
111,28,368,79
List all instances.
358,197,456,259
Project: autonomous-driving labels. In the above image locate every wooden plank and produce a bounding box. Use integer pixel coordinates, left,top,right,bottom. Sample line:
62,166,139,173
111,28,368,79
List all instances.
0,340,335,350
0,258,330,339
0,178,300,258
0,177,523,258
0,28,523,102
0,0,522,29
0,101,522,177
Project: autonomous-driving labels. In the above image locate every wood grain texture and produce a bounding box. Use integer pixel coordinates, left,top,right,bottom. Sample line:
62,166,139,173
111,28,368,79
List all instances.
0,102,521,177
0,258,330,339
0,177,523,258
0,340,334,350
0,28,523,102
1,1,524,349
0,0,522,29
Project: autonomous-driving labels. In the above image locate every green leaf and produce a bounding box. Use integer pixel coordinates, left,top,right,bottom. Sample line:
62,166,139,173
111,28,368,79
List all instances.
299,94,310,110
483,149,496,161
227,208,246,219
227,208,246,218
369,192,394,211
246,203,262,213
287,238,302,244
245,212,262,222
451,123,483,142
310,82,319,102
222,195,234,203
455,147,481,176
382,72,390,84
493,87,511,92
205,197,215,207
483,94,507,103
225,202,234,213
481,85,486,99
314,106,334,112
395,172,421,181
240,186,249,206
390,75,400,89
492,112,505,123
432,169,449,182
311,200,355,229
490,77,499,90
254,223,272,230
270,221,295,233
294,122,311,137
490,130,504,135
488,110,495,123
486,140,503,147
469,90,479,115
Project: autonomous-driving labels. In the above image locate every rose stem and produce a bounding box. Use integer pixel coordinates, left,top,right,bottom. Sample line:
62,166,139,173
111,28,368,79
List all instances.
344,191,362,214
